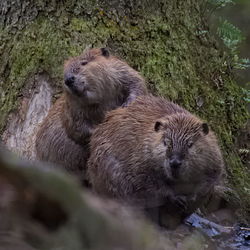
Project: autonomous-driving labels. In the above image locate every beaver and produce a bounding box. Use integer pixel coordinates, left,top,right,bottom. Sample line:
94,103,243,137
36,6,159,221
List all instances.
87,95,224,228
35,48,147,184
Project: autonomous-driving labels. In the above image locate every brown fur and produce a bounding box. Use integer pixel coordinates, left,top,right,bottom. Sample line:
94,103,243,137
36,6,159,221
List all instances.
87,95,224,228
35,48,147,184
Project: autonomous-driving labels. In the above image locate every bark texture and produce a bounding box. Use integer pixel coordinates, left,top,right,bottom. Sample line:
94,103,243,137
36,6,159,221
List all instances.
0,0,249,220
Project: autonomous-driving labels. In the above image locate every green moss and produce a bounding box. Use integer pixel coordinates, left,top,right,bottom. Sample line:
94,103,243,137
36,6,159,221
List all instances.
118,13,249,217
0,15,120,132
226,153,250,219
0,0,249,220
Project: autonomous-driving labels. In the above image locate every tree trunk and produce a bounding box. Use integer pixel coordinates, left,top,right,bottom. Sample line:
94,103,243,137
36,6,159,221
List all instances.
0,0,248,220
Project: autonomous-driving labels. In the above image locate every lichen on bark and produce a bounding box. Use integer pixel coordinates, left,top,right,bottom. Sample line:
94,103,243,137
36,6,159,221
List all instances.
0,0,249,220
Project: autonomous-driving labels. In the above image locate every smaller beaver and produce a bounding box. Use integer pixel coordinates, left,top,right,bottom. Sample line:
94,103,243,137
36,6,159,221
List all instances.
87,95,224,228
35,48,147,184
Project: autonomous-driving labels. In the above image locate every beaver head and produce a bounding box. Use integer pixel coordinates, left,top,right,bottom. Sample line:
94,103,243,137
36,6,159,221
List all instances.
64,48,124,104
153,113,222,185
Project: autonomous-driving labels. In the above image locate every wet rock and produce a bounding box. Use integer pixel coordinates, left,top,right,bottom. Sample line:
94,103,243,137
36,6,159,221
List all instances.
185,213,232,237
185,213,250,250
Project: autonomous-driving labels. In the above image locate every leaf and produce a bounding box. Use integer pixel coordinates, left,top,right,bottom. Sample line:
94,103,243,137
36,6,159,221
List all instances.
217,19,244,51
234,58,250,70
209,0,235,8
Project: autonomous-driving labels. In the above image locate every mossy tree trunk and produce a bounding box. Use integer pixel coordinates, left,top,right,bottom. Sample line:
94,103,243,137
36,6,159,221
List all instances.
0,0,249,219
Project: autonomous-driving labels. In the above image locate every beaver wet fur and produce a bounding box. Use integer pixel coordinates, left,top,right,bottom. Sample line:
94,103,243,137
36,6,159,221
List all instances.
87,95,224,228
35,48,147,184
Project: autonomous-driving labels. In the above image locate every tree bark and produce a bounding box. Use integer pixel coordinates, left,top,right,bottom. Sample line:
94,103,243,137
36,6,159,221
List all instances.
0,0,248,220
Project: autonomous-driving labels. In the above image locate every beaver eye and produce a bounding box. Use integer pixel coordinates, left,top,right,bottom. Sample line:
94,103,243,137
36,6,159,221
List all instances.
188,141,193,148
163,139,170,147
81,61,88,66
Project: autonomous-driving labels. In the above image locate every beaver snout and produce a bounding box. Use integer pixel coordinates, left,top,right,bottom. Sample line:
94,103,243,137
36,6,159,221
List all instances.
169,154,183,169
64,74,75,88
64,74,86,96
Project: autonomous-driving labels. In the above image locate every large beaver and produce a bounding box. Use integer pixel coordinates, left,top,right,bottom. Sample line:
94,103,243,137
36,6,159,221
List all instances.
87,95,224,228
35,48,147,184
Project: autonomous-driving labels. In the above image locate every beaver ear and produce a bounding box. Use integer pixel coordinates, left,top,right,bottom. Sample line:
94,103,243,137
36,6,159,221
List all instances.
101,48,110,57
154,121,164,132
201,123,209,135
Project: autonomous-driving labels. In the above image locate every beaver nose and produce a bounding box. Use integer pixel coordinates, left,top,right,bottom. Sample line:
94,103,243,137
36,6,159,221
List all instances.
65,75,75,87
169,155,182,169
